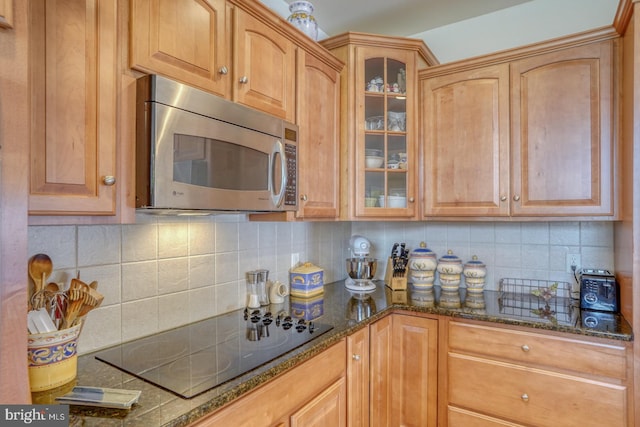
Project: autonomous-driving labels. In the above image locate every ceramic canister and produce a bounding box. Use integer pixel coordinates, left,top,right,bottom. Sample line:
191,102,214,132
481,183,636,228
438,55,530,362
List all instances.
437,249,462,290
408,242,437,286
464,255,487,293
436,250,463,275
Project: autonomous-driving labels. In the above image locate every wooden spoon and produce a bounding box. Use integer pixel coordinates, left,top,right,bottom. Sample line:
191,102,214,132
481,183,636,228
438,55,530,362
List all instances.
28,254,53,309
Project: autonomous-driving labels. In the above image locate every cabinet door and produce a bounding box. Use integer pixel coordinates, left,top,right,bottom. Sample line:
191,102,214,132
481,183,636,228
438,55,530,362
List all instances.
391,314,438,427
356,46,418,218
234,9,295,122
370,314,438,427
29,0,117,215
347,327,369,427
370,315,393,427
130,0,230,98
290,377,347,427
510,40,614,217
422,64,510,217
296,50,341,219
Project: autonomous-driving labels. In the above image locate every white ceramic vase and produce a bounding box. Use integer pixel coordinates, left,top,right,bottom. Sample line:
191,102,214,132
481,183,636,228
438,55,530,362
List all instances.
287,1,318,41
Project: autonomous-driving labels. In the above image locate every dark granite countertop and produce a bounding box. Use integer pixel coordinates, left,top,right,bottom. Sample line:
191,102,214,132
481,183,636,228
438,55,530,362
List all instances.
33,280,632,427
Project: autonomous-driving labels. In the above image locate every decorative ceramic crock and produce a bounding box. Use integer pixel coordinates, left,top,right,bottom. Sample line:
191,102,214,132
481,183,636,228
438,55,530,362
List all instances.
408,242,437,286
463,255,487,278
463,255,486,292
436,249,463,275
27,323,82,391
287,1,318,40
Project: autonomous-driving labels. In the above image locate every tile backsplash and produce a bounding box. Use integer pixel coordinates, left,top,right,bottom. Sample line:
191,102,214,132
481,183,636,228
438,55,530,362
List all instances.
28,214,350,354
353,221,614,290
28,217,613,354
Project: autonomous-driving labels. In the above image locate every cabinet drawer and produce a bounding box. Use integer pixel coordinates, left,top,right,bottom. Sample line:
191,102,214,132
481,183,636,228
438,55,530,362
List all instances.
448,353,627,427
448,321,627,379
448,406,525,427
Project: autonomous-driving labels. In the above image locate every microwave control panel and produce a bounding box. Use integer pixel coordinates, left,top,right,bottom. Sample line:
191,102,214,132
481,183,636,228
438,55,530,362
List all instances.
284,143,297,206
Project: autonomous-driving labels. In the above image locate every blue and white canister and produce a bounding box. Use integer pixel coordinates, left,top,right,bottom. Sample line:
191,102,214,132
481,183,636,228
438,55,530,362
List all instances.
287,1,318,41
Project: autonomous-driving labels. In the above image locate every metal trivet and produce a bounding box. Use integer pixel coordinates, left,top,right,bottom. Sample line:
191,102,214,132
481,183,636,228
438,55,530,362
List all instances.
498,278,572,325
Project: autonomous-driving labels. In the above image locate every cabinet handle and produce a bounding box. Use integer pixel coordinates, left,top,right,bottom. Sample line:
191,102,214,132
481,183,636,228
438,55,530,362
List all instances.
409,197,415,203
352,354,360,361
219,66,228,75
300,194,308,202
521,344,530,352
513,195,520,202
239,76,248,84
500,195,507,202
521,393,529,402
102,176,116,186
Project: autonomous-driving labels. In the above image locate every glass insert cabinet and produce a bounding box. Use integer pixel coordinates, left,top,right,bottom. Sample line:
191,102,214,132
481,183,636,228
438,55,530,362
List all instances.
357,46,420,218
363,56,410,212
321,33,432,220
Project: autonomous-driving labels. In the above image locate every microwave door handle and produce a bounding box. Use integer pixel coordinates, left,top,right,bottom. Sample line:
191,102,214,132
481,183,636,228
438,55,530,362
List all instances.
270,140,287,207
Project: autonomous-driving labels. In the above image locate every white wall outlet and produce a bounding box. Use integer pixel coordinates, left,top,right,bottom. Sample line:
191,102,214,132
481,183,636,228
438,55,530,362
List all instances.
291,252,300,267
566,253,581,273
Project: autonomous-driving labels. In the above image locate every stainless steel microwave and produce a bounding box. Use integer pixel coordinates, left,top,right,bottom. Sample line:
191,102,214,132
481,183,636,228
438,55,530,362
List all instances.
135,75,298,213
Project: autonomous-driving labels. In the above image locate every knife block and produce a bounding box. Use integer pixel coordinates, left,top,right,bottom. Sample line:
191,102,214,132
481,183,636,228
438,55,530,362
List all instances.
384,257,407,291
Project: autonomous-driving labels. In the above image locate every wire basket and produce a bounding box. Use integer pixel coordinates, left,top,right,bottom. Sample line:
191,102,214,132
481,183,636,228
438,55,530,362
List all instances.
498,278,572,325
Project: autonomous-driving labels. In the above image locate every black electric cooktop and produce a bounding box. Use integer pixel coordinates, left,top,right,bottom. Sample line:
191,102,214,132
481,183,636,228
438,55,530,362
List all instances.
94,308,333,399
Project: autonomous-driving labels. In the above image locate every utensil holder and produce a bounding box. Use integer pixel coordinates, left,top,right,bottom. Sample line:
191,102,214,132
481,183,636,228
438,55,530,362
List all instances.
27,323,82,391
384,257,407,290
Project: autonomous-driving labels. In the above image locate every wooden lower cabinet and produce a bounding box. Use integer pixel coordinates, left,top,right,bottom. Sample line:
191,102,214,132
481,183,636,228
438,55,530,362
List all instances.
446,320,631,427
347,327,370,427
370,313,438,427
190,340,346,427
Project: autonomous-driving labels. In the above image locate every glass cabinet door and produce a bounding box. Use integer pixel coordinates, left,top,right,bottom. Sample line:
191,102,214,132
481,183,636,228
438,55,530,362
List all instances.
360,53,413,216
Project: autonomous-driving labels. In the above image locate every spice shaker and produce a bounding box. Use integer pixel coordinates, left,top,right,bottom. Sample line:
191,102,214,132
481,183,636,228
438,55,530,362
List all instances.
246,271,260,308
256,269,270,306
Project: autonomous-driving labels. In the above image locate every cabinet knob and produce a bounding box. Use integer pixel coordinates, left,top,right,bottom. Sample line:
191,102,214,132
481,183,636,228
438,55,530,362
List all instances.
513,195,520,202
409,197,415,203
521,393,529,402
300,194,308,202
352,354,360,361
500,195,507,202
521,344,530,352
102,176,116,186
239,76,249,84
219,66,228,75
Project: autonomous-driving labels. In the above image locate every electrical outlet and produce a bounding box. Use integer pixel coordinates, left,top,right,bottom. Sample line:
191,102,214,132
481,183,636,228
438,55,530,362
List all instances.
566,253,581,273
291,253,300,267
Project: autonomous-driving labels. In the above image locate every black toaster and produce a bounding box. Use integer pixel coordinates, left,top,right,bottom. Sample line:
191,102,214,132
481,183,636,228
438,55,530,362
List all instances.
579,268,619,313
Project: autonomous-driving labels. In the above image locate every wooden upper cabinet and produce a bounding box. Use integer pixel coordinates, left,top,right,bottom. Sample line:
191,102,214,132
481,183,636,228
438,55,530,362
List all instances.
422,64,510,217
421,37,616,219
510,40,614,217
233,8,295,122
130,1,296,120
321,33,435,220
130,0,230,98
295,50,341,219
29,0,117,215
